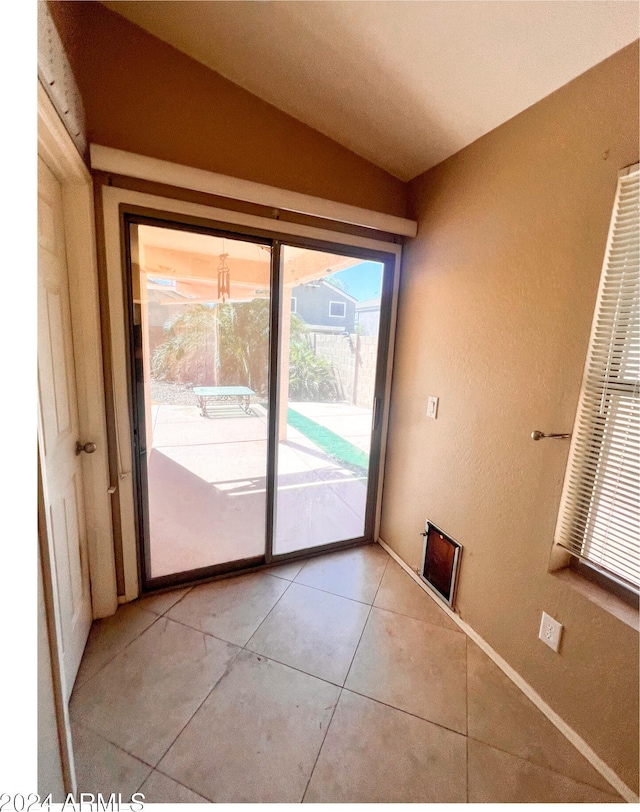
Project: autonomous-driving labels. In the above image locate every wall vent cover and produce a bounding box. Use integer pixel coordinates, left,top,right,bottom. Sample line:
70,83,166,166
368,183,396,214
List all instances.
420,522,462,608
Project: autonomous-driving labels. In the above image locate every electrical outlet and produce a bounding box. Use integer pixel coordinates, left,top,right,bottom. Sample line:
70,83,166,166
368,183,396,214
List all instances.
539,611,563,652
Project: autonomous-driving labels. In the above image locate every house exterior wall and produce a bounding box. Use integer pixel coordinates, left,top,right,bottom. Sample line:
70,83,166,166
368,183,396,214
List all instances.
45,1,407,218
355,307,381,336
381,41,639,793
292,284,356,332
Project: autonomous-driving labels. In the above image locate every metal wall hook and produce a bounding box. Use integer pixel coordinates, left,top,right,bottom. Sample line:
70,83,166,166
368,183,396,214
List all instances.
531,430,571,441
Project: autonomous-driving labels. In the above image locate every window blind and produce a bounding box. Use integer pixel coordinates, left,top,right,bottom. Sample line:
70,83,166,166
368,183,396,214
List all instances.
554,165,639,593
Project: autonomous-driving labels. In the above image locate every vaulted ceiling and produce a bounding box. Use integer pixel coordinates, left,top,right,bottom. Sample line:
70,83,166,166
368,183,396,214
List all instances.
102,1,639,181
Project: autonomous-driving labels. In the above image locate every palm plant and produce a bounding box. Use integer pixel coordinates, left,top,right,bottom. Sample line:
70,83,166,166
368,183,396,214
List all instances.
151,304,218,385
215,299,270,394
151,299,335,400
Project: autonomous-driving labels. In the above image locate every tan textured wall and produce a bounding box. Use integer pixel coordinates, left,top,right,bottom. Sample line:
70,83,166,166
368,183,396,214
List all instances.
381,42,639,792
45,1,406,218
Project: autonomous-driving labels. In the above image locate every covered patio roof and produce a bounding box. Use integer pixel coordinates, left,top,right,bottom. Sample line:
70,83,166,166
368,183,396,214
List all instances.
137,224,363,304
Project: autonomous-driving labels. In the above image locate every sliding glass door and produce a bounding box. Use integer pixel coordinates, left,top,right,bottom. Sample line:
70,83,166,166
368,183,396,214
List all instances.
127,221,272,584
274,245,386,554
125,215,394,590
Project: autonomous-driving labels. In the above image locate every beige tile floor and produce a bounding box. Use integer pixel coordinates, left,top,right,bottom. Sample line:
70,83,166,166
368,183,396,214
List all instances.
69,544,623,803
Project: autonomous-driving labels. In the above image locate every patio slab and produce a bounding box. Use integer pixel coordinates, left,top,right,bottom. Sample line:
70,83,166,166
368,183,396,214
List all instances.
290,402,371,418
159,440,269,484
290,402,372,441
153,405,204,424
153,416,269,447
274,481,365,554
147,401,372,576
148,448,266,576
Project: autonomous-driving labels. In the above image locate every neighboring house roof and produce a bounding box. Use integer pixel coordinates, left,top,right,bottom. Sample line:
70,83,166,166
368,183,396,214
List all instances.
356,297,381,312
293,279,358,303
321,280,358,303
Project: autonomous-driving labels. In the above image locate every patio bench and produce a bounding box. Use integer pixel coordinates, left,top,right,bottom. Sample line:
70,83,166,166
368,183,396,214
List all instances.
193,386,256,418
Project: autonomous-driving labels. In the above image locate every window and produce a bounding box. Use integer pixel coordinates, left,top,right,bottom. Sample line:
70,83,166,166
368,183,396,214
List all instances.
329,301,346,318
554,165,639,594
291,296,297,313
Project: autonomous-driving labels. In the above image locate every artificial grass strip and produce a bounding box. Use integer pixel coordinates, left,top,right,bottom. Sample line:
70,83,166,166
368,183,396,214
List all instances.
287,407,369,477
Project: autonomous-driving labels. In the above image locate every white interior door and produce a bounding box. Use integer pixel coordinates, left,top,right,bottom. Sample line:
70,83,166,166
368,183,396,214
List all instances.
38,154,92,697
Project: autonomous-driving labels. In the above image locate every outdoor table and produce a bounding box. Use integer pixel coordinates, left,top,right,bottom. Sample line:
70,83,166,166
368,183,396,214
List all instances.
193,386,255,418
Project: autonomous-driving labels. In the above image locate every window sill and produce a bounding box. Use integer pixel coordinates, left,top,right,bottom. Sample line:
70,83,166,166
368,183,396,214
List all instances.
552,567,639,631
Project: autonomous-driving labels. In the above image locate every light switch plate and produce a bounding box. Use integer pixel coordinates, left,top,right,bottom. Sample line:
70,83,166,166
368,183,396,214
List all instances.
427,396,439,419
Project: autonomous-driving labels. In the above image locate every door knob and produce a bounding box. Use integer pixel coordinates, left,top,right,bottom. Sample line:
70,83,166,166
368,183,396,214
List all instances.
76,441,97,455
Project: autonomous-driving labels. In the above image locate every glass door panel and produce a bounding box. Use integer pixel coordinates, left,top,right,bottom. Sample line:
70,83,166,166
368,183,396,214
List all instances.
273,245,385,554
129,222,272,583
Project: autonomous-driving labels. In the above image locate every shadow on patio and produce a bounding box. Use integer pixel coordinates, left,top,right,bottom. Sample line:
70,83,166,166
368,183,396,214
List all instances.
148,403,372,577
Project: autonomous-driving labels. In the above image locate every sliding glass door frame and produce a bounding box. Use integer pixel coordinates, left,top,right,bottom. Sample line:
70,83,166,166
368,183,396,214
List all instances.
264,237,396,566
121,208,397,593
123,213,278,591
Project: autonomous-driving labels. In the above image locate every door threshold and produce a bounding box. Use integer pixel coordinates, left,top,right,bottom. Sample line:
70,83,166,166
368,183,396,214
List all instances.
138,538,376,598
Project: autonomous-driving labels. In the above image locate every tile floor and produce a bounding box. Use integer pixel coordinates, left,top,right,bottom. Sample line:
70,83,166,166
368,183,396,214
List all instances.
70,544,623,803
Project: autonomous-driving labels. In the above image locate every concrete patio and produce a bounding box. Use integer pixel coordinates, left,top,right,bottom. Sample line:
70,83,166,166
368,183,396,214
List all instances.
147,400,373,577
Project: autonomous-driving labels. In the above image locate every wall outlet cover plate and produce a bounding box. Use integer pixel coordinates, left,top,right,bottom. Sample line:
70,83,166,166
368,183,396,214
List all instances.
539,611,563,652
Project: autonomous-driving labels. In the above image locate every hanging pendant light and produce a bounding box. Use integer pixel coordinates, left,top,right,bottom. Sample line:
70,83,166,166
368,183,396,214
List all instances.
217,252,230,302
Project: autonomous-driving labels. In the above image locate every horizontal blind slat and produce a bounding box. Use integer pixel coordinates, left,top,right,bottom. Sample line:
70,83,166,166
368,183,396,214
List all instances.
554,167,640,592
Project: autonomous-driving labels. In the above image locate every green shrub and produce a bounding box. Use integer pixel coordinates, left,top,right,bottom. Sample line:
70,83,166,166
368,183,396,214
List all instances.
288,340,338,401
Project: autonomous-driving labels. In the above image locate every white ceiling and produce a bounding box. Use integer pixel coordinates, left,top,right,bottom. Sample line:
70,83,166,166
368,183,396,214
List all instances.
102,1,639,181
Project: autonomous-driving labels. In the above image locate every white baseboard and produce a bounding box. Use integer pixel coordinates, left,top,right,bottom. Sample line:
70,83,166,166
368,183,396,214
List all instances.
376,536,638,804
